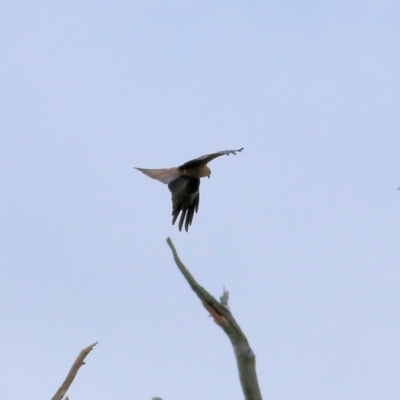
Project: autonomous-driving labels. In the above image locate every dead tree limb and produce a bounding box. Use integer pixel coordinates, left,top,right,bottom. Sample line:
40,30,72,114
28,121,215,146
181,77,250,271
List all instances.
51,342,98,400
166,238,263,400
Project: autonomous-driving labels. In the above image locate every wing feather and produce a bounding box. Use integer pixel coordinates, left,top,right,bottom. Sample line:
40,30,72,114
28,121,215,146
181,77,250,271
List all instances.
135,167,180,184
168,178,200,232
178,148,244,169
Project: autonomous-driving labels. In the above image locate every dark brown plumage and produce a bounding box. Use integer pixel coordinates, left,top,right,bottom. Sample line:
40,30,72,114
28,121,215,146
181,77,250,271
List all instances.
135,148,243,231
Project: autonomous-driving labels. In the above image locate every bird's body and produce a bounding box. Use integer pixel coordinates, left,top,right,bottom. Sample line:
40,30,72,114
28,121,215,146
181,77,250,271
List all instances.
135,148,243,231
180,165,211,179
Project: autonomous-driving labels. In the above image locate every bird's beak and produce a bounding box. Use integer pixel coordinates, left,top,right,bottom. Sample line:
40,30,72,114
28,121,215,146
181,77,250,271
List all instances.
207,175,210,179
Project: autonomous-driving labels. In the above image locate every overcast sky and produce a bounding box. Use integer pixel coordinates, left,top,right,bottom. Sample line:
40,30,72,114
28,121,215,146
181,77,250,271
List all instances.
1,1,400,399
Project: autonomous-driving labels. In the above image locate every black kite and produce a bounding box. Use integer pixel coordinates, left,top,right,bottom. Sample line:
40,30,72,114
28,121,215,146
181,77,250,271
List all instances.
135,148,244,231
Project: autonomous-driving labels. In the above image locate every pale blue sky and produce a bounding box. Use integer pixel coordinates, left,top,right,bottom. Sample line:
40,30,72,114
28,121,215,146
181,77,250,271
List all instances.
1,1,400,399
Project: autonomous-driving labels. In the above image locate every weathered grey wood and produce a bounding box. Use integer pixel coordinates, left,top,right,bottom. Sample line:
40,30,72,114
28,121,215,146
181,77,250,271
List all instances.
166,238,263,400
51,342,97,400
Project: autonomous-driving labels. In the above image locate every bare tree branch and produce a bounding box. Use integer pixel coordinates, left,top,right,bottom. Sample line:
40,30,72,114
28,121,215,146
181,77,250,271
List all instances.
166,238,263,400
51,342,98,400
220,286,230,309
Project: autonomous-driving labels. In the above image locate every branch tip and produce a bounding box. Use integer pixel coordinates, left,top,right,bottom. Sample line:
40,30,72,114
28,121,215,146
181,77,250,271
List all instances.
51,342,98,400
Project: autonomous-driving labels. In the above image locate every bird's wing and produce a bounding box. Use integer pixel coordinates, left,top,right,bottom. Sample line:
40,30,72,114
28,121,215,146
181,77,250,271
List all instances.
178,148,244,169
168,177,200,232
135,167,180,184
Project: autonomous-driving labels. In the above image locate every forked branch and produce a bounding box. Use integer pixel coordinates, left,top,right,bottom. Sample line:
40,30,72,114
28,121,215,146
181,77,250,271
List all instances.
166,238,262,400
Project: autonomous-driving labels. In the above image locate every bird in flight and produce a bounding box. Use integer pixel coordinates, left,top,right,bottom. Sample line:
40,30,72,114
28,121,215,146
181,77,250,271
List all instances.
135,148,244,232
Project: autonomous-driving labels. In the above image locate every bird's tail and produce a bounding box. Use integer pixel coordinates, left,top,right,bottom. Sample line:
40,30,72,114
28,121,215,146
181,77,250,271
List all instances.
134,167,180,184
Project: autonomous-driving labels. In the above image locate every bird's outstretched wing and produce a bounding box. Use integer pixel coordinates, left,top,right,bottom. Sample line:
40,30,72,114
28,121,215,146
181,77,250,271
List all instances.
179,147,244,169
134,167,180,184
168,177,200,232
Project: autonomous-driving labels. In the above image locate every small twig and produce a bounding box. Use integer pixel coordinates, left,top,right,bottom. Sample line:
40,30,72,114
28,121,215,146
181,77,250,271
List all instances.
220,286,230,309
166,238,263,400
51,342,98,400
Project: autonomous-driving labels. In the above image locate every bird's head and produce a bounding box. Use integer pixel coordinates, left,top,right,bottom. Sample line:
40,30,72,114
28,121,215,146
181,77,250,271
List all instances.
198,165,212,179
